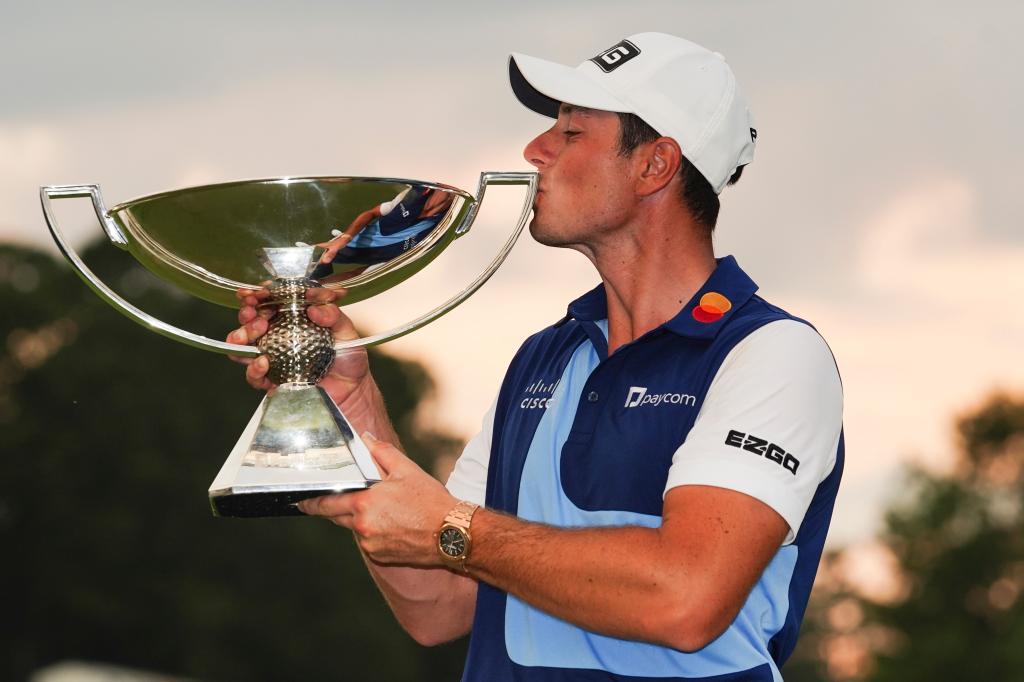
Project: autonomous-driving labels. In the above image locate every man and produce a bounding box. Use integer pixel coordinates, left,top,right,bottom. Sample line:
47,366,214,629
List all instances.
310,186,454,281
230,32,843,681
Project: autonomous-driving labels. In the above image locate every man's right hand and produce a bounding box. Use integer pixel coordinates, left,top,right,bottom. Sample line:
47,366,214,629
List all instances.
226,286,384,433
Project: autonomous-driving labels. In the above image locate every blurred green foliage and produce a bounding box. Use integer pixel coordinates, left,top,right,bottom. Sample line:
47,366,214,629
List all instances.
0,242,467,681
863,394,1024,680
785,394,1024,681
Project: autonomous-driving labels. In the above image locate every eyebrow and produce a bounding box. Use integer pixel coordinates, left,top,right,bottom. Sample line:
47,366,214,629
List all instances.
558,103,593,117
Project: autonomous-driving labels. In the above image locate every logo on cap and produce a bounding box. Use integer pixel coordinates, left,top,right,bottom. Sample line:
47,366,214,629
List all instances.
590,39,641,73
692,291,732,323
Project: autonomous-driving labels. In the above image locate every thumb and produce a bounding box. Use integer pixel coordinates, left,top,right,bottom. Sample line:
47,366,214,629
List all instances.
362,432,410,477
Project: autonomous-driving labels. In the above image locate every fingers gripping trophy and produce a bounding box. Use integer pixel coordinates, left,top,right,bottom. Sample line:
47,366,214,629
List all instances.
39,174,537,517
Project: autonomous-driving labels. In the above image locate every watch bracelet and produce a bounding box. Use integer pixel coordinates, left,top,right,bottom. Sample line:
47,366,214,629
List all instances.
444,500,479,527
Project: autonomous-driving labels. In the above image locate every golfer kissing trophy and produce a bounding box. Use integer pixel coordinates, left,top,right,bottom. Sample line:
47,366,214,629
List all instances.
40,173,537,517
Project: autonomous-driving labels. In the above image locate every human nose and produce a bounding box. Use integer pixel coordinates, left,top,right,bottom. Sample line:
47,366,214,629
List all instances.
523,129,553,169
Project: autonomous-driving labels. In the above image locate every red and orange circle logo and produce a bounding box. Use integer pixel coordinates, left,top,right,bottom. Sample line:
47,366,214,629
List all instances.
692,291,732,323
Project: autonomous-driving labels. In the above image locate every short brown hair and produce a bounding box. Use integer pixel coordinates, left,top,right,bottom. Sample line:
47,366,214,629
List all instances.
616,112,744,233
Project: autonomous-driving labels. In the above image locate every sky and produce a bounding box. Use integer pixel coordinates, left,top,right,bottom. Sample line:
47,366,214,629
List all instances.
2,0,1022,549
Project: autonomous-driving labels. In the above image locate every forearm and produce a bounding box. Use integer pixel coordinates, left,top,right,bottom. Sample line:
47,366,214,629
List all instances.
358,548,476,645
333,375,402,448
466,509,713,650
345,209,378,237
300,442,785,654
326,376,476,644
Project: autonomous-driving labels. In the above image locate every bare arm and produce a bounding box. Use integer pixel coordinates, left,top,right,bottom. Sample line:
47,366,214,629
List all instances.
344,207,381,237
467,485,787,651
358,557,477,646
302,438,789,652
315,206,382,264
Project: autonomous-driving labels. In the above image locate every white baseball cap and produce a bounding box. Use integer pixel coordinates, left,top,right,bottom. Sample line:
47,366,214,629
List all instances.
509,32,756,194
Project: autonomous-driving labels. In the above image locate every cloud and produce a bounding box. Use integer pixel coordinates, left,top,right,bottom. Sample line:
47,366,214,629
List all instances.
785,176,1024,489
0,125,66,242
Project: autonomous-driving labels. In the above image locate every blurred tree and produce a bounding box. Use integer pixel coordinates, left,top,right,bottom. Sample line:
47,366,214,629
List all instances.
781,550,851,682
858,393,1024,681
785,395,1024,682
0,242,467,681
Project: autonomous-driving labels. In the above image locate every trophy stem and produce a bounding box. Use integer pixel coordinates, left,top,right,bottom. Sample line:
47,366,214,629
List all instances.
257,271,335,387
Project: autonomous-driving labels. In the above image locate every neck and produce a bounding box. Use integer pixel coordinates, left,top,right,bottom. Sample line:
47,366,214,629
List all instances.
578,202,716,354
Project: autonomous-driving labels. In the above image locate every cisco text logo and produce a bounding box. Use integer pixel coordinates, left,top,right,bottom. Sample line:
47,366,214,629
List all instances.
624,386,696,409
520,378,558,410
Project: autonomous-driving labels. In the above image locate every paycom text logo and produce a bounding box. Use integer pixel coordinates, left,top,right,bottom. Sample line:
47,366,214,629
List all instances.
624,386,697,409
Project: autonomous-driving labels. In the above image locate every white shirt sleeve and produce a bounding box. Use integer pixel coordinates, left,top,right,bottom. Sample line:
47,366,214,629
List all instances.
664,319,843,544
379,188,412,216
444,396,496,506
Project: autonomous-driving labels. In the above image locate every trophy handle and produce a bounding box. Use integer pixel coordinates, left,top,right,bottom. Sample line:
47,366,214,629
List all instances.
39,184,261,357
333,170,538,352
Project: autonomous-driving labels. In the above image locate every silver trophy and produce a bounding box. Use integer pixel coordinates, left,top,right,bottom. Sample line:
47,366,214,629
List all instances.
40,173,537,517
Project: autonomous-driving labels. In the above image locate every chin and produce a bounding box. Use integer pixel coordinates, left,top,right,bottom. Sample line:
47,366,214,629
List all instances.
530,217,590,250
528,218,566,247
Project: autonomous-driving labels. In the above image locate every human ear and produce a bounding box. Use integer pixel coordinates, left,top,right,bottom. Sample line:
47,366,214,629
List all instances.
636,138,682,197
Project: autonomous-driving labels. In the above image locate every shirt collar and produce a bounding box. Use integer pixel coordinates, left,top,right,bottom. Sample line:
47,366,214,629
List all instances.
564,255,759,340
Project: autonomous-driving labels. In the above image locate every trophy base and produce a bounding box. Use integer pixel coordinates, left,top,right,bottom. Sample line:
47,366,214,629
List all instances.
208,386,382,518
209,482,372,518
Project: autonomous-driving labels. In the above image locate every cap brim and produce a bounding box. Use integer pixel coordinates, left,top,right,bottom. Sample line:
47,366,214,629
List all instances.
509,53,630,118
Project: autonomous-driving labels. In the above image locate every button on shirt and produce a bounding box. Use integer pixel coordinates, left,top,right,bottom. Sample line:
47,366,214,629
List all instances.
446,256,844,682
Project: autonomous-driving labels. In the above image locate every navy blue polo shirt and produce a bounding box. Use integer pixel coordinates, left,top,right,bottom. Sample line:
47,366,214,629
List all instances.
448,256,845,681
377,188,432,235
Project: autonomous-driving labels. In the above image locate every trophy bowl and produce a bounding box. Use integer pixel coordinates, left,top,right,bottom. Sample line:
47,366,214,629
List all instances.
106,176,477,308
40,172,537,517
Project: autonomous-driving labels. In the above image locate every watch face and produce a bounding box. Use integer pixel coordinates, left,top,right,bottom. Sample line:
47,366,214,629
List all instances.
439,527,467,558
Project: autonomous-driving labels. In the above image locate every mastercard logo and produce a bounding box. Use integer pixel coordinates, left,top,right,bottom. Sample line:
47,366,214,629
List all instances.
692,291,732,323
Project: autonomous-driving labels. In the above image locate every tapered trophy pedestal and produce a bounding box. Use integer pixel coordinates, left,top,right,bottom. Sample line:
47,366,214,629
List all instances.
208,385,380,517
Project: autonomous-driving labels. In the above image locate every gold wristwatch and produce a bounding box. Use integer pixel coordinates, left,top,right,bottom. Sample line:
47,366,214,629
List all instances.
437,501,479,571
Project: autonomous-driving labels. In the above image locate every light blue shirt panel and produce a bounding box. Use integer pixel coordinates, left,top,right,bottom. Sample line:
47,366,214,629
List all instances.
504,320,795,680
348,217,436,248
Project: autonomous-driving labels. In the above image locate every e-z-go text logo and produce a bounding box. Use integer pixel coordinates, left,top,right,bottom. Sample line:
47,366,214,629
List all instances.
624,386,696,409
725,429,800,475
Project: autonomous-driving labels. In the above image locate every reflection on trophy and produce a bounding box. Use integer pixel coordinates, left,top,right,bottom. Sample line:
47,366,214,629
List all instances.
311,186,455,281
40,173,537,517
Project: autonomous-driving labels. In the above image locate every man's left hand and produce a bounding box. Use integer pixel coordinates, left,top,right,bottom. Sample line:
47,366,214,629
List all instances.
298,433,457,567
